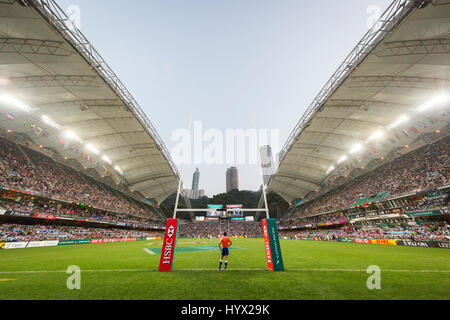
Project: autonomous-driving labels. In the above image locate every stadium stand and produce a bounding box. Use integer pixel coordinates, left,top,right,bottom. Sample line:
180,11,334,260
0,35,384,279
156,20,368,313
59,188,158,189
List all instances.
282,136,448,222
0,224,160,243
280,222,450,242
0,136,158,219
0,134,167,235
278,136,449,242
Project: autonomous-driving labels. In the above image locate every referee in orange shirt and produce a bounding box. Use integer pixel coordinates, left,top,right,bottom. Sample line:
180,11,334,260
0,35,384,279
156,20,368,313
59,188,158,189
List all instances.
218,232,232,271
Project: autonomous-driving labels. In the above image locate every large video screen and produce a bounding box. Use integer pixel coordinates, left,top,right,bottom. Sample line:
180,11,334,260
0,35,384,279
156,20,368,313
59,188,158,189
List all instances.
227,205,243,217
207,204,223,217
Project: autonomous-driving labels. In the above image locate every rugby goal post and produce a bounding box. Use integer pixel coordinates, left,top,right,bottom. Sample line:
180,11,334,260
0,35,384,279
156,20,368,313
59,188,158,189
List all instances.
158,116,284,272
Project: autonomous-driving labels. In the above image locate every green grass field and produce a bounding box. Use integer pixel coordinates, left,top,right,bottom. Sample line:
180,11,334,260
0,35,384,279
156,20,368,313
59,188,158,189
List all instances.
0,238,449,300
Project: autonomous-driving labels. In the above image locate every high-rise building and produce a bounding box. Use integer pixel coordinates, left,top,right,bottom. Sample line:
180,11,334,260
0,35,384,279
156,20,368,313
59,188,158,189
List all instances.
226,167,239,192
260,145,275,185
192,168,200,191
183,188,205,200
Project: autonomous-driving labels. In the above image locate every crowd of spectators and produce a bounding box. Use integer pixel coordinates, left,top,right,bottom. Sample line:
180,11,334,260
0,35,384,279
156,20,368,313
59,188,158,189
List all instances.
0,224,162,243
287,137,449,220
0,137,158,220
0,220,262,242
405,191,448,213
0,199,162,229
179,221,262,238
3,220,448,243
281,212,347,228
281,189,448,229
280,222,450,242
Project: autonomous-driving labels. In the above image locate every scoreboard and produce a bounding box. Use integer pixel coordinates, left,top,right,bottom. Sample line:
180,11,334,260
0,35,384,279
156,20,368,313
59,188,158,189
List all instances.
227,205,243,217
207,204,223,217
201,204,254,221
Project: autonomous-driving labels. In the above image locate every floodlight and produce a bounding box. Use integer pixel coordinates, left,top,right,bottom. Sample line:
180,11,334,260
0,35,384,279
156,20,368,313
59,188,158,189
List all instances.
41,115,62,130
337,155,348,165
85,143,100,155
0,95,32,112
386,115,408,130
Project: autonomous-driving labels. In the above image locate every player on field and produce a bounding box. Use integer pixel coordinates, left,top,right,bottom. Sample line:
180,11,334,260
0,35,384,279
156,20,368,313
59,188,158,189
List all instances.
218,232,232,271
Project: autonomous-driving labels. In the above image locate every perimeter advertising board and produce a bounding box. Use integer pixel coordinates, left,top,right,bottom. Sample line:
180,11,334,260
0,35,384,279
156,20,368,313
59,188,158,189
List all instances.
396,240,450,249
27,240,59,248
4,242,28,249
58,239,91,246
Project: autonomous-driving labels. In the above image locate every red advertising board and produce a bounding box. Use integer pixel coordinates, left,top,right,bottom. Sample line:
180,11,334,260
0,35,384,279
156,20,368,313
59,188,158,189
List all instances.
90,238,137,244
33,213,57,220
159,218,180,272
262,219,274,271
353,239,371,244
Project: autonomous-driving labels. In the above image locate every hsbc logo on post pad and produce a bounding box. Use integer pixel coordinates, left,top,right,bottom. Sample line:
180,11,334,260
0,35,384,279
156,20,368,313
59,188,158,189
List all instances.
262,219,273,270
167,225,174,238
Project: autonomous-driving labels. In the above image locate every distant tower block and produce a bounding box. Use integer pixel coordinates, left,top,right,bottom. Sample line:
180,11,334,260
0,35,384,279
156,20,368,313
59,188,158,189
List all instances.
226,167,239,192
192,168,200,191
260,145,275,185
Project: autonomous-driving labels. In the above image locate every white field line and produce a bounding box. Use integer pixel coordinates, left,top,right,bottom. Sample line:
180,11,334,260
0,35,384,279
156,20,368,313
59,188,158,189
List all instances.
176,268,450,273
146,242,162,246
146,241,209,246
143,248,157,255
0,268,449,274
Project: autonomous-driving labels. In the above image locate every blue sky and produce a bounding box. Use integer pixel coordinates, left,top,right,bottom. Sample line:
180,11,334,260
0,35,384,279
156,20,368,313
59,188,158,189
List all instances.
57,0,392,196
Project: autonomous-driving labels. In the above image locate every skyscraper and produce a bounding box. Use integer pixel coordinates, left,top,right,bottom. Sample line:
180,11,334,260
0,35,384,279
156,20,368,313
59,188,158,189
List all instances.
192,168,200,191
183,188,205,200
184,168,204,199
226,167,239,192
260,145,275,185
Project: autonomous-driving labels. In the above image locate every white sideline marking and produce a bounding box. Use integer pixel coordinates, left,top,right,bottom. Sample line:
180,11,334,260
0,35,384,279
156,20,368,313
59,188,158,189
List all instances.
0,269,152,274
143,248,156,255
291,269,450,273
0,268,449,274
176,268,450,273
147,242,162,246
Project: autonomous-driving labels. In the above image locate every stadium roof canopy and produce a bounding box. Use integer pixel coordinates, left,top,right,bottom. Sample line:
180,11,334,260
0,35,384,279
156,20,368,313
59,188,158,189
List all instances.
0,0,180,203
270,0,450,203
